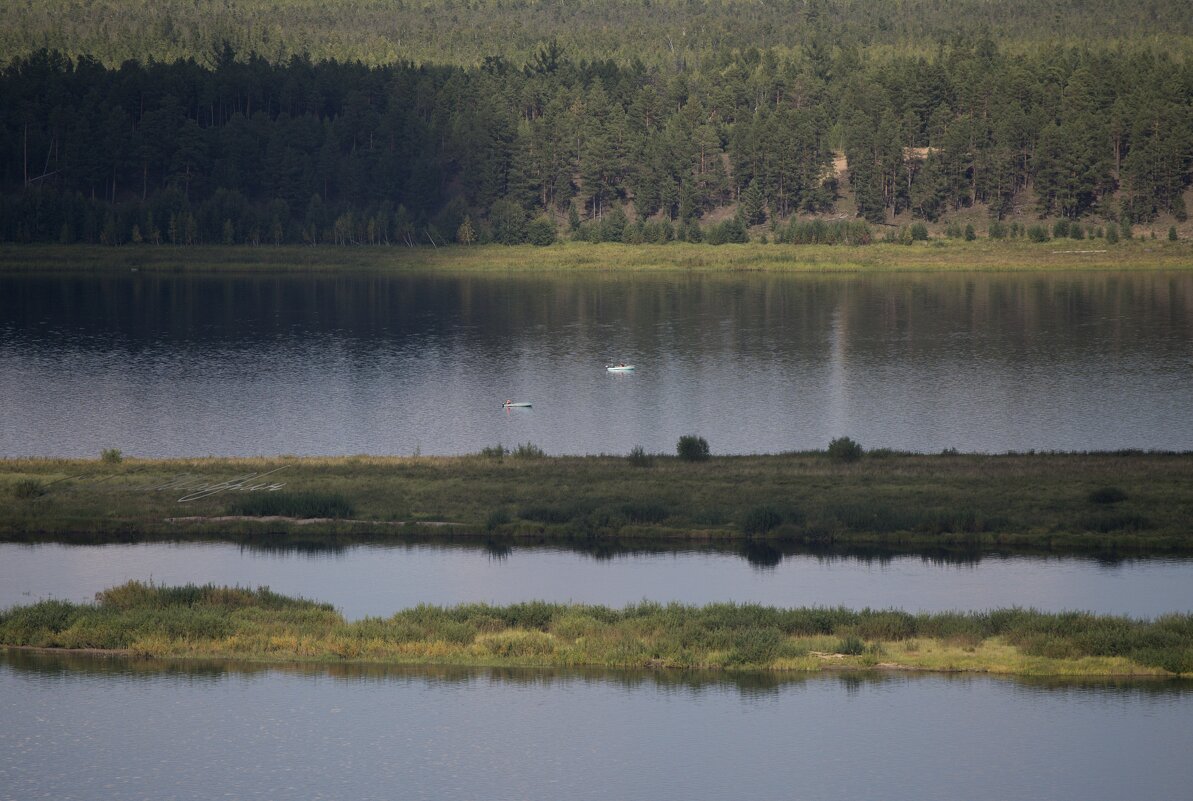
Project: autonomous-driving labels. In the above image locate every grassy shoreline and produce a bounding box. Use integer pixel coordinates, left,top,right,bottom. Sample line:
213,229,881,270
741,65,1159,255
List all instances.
3,240,1193,274
3,452,1193,553
3,582,1190,677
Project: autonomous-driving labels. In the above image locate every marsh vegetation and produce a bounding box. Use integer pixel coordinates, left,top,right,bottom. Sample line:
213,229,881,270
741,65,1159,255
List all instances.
3,582,1190,676
2,450,1191,553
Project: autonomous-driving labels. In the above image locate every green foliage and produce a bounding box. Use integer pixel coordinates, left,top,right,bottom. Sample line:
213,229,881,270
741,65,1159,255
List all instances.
100,448,123,464
1027,225,1050,242
12,478,45,499
836,635,866,655
779,219,874,245
7,584,1193,674
512,442,545,459
988,221,1007,239
619,501,669,524
227,492,355,519
705,218,749,245
2,27,1193,248
526,217,557,246
1053,219,1071,239
1106,224,1120,244
490,199,528,245
963,224,976,241
1170,226,1179,241
742,505,784,535
627,445,654,468
518,504,583,524
1080,512,1153,532
485,508,511,532
1088,486,1128,504
827,436,864,462
676,434,711,462
480,444,508,460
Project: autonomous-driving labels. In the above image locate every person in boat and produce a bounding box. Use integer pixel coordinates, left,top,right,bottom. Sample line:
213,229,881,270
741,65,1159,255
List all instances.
504,399,512,407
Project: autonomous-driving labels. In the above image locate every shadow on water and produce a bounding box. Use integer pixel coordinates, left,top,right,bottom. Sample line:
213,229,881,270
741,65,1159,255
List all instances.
5,649,1191,698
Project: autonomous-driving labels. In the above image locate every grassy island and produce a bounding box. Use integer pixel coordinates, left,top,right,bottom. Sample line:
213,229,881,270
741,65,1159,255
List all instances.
3,582,1190,677
3,451,1192,554
3,240,1193,275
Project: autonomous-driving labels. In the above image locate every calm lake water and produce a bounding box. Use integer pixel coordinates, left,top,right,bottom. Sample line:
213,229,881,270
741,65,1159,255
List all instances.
3,650,1191,801
3,542,1191,619
3,269,1192,456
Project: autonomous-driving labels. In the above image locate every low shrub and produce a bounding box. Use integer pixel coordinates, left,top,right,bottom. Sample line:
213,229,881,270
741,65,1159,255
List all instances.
1088,486,1128,505
479,444,507,460
485,509,511,532
1080,512,1153,533
525,217,557,246
742,505,784,535
518,504,579,524
779,218,873,245
512,442,545,459
227,491,355,519
619,502,669,524
676,434,710,462
627,445,654,468
100,448,123,464
827,436,863,462
12,478,45,499
836,634,866,655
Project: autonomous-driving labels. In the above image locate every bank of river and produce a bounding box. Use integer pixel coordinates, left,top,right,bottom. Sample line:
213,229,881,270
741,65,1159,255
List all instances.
4,453,1192,552
4,240,1193,274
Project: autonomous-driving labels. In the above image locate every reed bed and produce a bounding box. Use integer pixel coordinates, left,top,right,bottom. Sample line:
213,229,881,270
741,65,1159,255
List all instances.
3,583,1189,677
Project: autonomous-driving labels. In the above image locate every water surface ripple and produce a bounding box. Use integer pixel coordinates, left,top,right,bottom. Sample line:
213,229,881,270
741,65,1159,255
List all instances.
3,270,1192,456
2,652,1191,801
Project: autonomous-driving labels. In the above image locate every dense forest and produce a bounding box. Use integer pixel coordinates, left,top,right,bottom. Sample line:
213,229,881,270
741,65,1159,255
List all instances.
1,3,1191,246
4,0,1193,68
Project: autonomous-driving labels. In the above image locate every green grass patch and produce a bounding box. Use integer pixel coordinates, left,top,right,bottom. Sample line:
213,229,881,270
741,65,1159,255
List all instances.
1,451,1192,553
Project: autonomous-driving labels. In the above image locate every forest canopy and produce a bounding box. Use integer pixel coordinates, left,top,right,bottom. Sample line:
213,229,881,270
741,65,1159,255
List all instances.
3,0,1193,68
1,2,1191,246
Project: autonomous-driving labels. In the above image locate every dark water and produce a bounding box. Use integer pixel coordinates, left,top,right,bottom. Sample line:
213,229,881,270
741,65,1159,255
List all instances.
4,542,1191,619
3,270,1192,457
2,651,1191,801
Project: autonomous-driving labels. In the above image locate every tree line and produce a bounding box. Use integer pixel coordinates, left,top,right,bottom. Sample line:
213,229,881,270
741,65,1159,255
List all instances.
1,38,1190,246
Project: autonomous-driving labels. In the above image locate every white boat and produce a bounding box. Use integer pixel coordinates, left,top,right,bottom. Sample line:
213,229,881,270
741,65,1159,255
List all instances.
502,402,532,408
606,364,636,372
